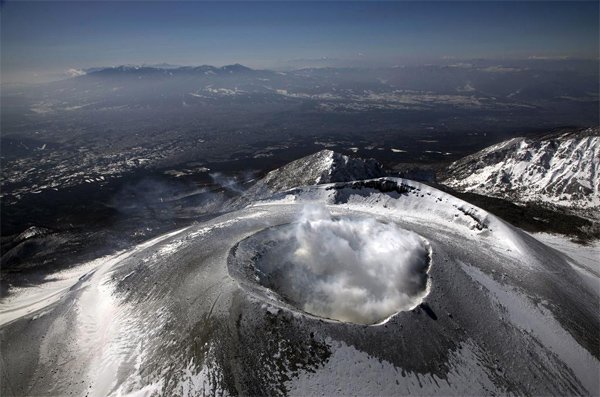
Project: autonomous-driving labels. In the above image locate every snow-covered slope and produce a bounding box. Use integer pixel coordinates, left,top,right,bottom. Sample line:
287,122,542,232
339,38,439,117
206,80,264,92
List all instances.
443,127,600,209
1,151,599,397
2,177,598,396
242,149,385,200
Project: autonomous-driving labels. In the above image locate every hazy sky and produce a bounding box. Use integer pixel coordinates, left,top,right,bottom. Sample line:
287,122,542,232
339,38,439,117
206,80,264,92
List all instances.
1,1,598,83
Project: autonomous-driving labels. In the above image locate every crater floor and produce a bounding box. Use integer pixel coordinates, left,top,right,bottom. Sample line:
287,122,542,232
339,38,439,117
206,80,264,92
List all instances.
229,207,432,325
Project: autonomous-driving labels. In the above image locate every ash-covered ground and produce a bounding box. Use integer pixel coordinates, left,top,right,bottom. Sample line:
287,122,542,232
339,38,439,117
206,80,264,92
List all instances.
1,148,598,396
1,63,599,395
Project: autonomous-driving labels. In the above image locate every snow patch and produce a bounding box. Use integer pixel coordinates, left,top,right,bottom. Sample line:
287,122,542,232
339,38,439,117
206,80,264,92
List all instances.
461,262,599,396
287,339,502,396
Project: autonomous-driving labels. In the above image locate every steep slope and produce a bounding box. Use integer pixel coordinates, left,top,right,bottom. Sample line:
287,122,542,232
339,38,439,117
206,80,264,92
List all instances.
443,127,600,209
243,149,385,200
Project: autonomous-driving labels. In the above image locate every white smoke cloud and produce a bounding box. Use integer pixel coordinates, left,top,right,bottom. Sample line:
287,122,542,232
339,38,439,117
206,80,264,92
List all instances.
257,205,431,325
209,171,256,194
66,68,86,78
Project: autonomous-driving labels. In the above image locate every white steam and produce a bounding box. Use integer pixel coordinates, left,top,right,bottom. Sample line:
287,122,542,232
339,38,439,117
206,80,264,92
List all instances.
66,68,86,77
256,205,431,325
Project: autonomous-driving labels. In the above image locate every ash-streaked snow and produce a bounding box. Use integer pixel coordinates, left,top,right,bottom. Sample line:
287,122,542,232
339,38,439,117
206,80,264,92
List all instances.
1,170,598,396
444,127,600,210
531,232,600,295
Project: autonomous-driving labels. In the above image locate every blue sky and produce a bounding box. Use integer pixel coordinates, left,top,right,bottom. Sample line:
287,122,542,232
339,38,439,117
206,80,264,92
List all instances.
1,1,598,83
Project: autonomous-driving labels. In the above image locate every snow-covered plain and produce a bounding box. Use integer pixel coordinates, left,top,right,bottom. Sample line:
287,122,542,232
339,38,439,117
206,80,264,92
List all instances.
1,177,598,396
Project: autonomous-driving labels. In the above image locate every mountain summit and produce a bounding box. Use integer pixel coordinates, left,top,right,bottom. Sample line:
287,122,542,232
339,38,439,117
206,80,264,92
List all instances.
252,149,386,195
442,127,600,209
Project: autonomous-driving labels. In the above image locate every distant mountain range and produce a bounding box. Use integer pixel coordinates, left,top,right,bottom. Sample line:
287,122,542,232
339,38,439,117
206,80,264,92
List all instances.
83,63,255,77
4,61,596,123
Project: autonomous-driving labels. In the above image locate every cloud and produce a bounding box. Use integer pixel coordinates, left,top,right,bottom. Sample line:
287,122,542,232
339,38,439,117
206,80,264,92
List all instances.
480,66,523,73
527,55,570,60
66,68,86,77
457,82,476,92
209,171,256,194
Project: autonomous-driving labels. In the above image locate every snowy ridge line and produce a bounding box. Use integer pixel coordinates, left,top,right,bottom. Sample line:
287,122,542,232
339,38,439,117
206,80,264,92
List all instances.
443,127,600,209
252,176,529,261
